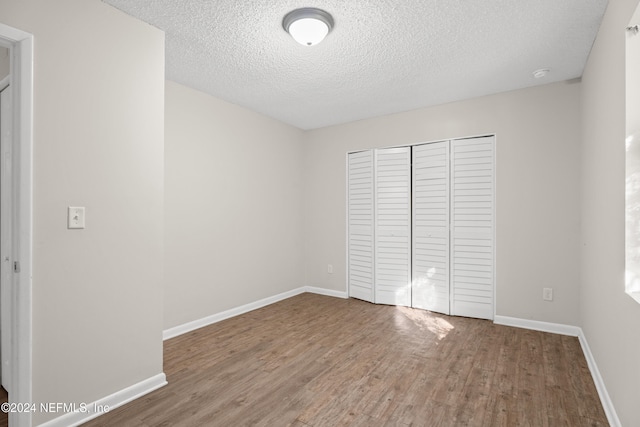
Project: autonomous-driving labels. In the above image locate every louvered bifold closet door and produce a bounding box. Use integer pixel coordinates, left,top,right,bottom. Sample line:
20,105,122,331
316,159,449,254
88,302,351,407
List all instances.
375,147,411,306
450,136,495,320
348,150,375,303
412,142,450,314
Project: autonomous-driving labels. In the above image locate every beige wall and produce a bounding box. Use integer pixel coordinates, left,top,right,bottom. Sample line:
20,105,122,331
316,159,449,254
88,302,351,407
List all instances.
0,46,8,80
0,1,165,425
303,81,582,325
581,0,640,425
1,0,636,424
164,81,305,329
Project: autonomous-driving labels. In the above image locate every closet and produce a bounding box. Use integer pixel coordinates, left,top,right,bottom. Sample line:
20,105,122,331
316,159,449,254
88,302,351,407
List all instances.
347,136,494,320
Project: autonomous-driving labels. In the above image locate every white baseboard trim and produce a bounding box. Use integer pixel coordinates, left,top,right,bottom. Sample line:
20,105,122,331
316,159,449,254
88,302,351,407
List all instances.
577,329,621,427
163,287,307,340
494,315,620,426
306,286,348,299
164,286,348,340
38,373,167,427
493,315,580,336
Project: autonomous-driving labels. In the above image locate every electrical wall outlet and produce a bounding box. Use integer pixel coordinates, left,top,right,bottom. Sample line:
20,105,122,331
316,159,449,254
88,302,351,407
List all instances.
327,264,333,274
543,287,553,301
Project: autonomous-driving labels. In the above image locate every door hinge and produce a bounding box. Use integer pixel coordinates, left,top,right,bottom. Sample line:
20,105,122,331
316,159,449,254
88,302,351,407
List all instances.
13,261,20,273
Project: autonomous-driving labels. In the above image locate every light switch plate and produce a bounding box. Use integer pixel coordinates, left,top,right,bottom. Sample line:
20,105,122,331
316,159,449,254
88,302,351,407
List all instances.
68,206,85,229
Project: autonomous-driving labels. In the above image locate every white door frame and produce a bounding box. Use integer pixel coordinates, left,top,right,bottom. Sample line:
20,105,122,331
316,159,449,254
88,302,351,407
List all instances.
0,22,33,427
1,72,13,392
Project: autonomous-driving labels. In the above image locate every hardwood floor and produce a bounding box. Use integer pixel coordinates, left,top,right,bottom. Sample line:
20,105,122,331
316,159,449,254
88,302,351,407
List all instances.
83,293,607,426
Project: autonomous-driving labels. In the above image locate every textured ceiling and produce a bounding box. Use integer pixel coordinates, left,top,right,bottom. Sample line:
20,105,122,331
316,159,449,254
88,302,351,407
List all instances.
102,0,608,130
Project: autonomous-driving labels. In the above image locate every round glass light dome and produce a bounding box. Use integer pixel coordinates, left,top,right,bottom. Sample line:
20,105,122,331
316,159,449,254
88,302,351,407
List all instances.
283,8,334,46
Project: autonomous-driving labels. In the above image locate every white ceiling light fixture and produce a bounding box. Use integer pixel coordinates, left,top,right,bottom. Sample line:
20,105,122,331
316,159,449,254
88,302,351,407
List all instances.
283,7,334,46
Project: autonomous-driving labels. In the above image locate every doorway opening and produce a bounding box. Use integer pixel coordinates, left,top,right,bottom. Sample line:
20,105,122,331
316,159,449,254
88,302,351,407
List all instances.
0,22,33,427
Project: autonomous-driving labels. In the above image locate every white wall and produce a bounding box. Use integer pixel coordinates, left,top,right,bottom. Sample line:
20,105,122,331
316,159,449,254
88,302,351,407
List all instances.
303,81,582,325
581,0,640,425
164,81,304,329
0,1,165,425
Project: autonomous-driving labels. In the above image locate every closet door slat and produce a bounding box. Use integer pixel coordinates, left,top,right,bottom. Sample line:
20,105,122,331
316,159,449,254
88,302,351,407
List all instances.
450,136,495,320
412,141,451,314
348,150,375,302
375,147,411,306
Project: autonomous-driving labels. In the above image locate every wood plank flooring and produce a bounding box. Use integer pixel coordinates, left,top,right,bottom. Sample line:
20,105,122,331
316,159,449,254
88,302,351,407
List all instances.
83,293,607,426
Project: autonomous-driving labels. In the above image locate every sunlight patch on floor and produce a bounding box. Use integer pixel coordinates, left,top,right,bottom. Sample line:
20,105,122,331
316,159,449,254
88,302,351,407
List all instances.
395,306,454,340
